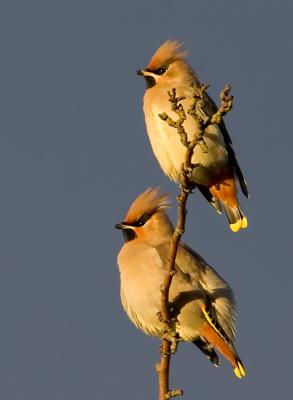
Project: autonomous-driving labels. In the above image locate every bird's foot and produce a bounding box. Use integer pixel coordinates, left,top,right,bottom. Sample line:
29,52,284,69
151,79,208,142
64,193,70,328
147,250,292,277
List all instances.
180,178,196,193
169,302,179,321
156,302,178,324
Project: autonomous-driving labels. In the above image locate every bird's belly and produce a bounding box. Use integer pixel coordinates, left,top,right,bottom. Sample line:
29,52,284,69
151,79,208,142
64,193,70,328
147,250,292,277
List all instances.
145,104,185,181
120,272,164,337
145,104,229,185
120,270,205,339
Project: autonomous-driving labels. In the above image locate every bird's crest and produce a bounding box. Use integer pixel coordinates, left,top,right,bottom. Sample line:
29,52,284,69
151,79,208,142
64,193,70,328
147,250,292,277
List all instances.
124,188,170,225
147,40,188,70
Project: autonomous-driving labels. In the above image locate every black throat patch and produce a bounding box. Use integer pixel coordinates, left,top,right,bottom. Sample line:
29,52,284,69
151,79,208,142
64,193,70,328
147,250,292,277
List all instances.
122,228,137,243
144,75,156,89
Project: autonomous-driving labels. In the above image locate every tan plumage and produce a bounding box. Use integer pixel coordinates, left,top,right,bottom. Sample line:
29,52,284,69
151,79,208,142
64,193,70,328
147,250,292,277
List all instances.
137,41,249,232
115,188,246,378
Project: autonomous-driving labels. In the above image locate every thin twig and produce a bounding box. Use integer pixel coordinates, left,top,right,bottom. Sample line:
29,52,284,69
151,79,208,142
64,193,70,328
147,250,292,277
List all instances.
157,84,234,400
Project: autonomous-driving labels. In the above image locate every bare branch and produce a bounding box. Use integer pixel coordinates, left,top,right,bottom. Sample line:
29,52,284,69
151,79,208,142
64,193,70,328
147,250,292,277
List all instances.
157,84,234,399
166,389,184,400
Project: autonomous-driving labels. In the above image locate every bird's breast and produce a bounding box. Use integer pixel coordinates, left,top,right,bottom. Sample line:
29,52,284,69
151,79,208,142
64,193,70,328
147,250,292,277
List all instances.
143,98,184,181
143,90,229,186
117,243,208,341
118,245,166,337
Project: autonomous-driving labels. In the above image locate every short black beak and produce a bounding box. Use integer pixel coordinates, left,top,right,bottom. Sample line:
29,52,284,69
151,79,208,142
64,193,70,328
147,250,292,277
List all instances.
115,223,136,242
136,69,155,89
115,223,125,230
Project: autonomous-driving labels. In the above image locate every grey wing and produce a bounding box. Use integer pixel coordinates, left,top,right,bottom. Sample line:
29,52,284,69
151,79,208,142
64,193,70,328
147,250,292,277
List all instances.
176,242,236,341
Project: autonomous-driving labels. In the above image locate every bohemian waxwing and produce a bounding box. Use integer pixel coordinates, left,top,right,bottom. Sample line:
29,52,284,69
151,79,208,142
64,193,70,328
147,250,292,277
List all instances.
137,41,249,232
115,188,246,378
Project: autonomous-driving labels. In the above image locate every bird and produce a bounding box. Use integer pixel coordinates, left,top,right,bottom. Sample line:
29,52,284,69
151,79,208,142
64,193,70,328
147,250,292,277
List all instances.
115,187,246,378
137,40,248,232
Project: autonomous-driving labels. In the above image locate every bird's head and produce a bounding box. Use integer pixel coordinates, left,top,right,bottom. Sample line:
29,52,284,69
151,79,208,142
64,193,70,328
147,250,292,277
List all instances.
137,40,195,89
115,188,173,246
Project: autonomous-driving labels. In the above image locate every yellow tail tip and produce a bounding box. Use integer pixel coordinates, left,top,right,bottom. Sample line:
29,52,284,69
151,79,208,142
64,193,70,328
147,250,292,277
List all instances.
241,217,248,229
230,217,248,232
234,361,246,378
229,220,242,232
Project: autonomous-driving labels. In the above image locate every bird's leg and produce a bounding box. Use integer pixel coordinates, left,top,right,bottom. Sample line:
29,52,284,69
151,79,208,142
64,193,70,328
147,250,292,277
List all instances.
157,301,180,355
180,164,199,193
157,302,179,324
168,301,179,321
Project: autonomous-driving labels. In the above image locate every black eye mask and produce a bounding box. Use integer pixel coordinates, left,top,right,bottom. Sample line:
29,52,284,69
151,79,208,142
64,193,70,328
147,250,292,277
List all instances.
131,210,155,227
152,66,167,75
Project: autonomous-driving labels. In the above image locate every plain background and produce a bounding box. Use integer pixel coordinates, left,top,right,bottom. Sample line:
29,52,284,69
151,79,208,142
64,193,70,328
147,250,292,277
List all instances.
0,1,292,399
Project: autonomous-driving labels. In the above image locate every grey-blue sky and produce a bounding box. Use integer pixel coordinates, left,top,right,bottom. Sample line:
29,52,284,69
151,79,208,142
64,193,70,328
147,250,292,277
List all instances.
0,0,292,399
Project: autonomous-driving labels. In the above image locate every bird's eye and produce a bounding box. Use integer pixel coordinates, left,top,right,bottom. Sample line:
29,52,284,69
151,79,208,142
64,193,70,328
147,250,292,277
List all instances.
136,220,145,227
134,212,152,227
153,66,166,75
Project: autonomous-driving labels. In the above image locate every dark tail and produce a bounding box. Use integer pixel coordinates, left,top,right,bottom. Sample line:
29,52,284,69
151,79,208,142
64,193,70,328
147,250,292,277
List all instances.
193,337,219,367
